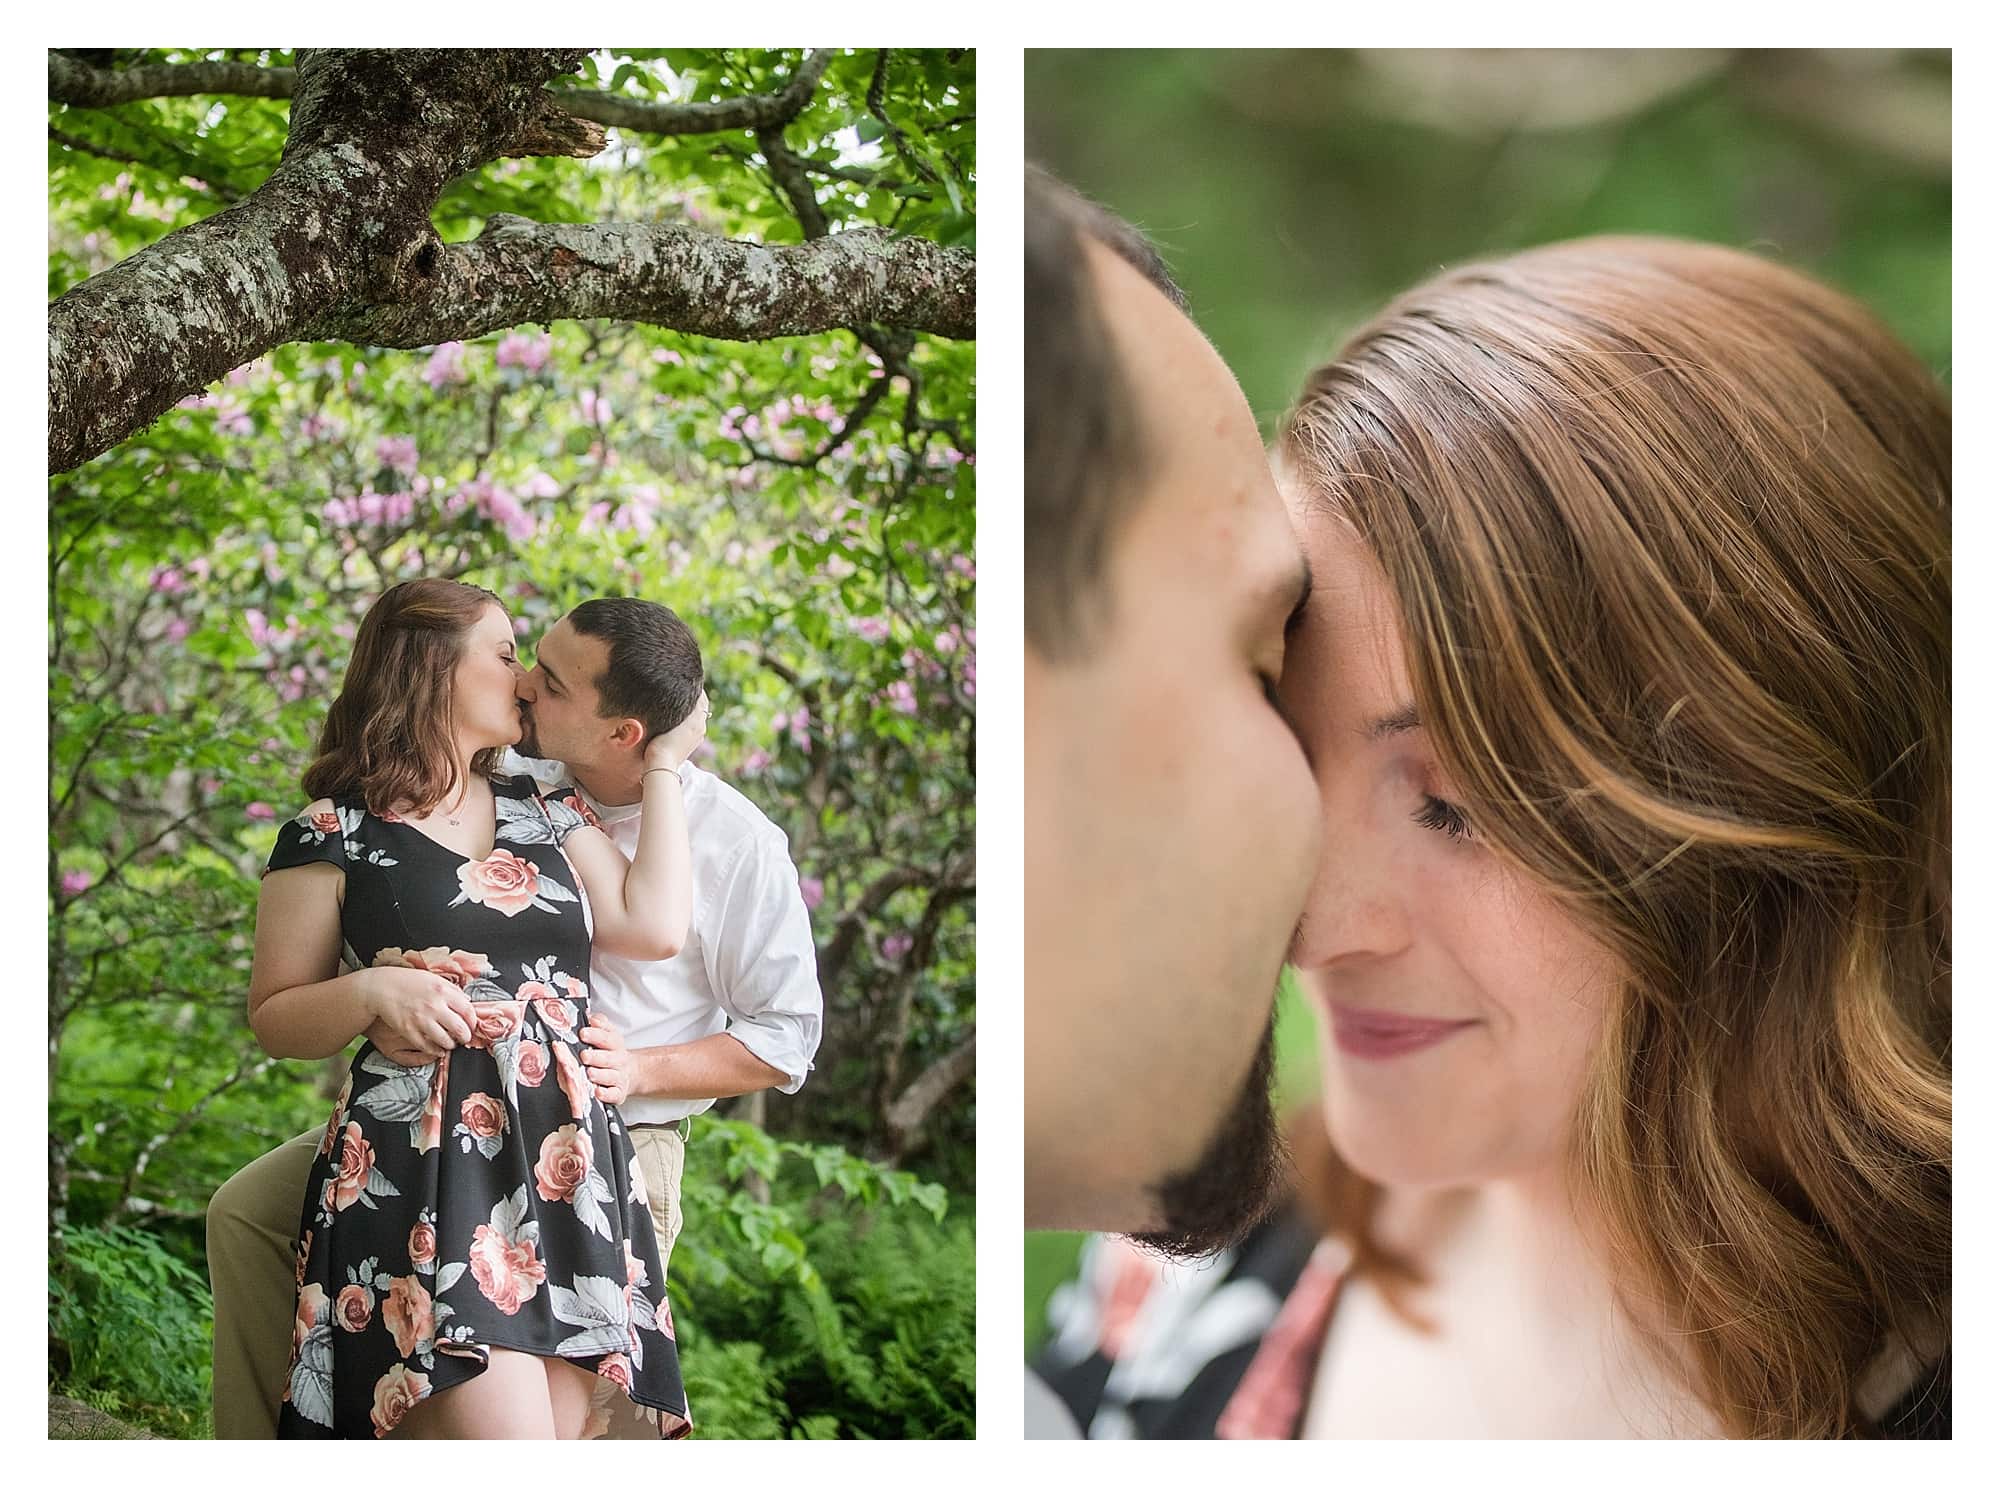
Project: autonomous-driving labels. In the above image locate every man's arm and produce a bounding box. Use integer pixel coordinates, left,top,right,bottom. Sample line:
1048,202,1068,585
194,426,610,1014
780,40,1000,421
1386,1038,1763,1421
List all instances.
634,1030,788,1101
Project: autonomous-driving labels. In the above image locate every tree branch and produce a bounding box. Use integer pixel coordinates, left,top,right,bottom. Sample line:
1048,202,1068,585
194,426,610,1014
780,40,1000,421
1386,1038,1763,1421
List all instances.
308,217,973,349
49,49,837,142
560,50,832,135
49,53,298,106
882,1035,975,1156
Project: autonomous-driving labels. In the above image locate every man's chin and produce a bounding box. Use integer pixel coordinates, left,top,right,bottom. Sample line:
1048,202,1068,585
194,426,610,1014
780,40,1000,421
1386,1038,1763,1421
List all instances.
1127,1019,1287,1261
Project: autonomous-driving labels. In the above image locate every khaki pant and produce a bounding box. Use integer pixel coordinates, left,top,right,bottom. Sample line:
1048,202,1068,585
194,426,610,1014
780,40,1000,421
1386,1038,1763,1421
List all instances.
205,1120,688,1439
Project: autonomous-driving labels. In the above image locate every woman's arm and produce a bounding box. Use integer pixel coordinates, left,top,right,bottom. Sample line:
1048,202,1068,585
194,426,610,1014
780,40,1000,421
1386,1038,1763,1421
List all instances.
560,694,707,960
247,862,374,1059
248,861,476,1060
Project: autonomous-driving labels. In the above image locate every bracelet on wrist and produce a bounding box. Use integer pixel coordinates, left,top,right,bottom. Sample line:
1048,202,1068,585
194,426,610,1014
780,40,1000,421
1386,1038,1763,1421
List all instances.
642,765,683,782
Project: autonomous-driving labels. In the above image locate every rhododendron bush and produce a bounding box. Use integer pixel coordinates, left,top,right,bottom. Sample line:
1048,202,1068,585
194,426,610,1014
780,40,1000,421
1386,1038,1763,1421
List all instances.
50,47,973,1437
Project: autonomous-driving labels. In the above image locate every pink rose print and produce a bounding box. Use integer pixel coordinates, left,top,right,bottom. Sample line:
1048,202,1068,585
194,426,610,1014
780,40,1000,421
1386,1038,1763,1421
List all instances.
552,1038,592,1119
295,1230,312,1290
310,809,341,836
519,980,556,1001
408,1221,436,1268
370,1362,430,1437
467,1001,525,1051
598,1353,633,1392
469,1224,546,1315
533,1123,594,1204
455,849,542,916
458,1092,507,1141
373,945,493,987
415,1056,447,1153
295,1282,328,1352
382,1274,435,1358
331,1122,375,1211
335,1283,374,1333
515,1040,548,1087
537,996,576,1039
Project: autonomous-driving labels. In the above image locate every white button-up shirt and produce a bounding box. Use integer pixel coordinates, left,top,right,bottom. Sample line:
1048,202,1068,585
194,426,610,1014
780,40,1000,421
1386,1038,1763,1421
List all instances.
505,751,824,1123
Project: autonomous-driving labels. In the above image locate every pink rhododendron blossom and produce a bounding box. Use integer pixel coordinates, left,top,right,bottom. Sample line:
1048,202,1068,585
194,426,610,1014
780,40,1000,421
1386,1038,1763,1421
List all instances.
214,398,253,435
581,501,612,532
850,616,891,643
520,470,560,499
245,609,271,646
883,680,919,716
950,555,975,580
609,502,656,537
496,331,553,373
164,618,191,643
880,932,914,962
935,629,959,654
60,870,92,896
724,541,745,565
424,342,467,390
246,802,277,821
300,412,345,443
739,747,772,776
798,876,824,912
376,435,419,476
579,389,611,427
150,567,184,593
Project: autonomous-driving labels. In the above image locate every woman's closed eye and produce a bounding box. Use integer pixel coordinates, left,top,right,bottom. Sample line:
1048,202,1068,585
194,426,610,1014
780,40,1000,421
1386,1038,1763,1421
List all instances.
1413,793,1475,842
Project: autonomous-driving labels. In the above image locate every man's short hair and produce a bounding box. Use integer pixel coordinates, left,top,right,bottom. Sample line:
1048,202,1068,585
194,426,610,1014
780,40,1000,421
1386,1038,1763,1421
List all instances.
1026,165,1187,658
567,598,704,743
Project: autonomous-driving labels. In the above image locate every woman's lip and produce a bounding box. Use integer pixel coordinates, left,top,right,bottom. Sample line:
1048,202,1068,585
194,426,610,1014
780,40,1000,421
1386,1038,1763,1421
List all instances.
1326,1007,1476,1060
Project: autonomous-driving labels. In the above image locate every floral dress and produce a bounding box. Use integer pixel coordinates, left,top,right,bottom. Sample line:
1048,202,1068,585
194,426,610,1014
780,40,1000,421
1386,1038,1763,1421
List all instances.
267,773,690,1439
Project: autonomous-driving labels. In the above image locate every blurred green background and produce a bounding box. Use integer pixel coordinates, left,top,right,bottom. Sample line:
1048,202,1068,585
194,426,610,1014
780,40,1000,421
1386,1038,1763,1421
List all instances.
1029,48,1950,430
1023,46,1951,1359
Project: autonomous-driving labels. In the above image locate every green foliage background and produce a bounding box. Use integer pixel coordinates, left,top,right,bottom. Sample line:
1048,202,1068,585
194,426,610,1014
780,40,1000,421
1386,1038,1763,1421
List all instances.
49,47,975,1438
1024,46,1950,1359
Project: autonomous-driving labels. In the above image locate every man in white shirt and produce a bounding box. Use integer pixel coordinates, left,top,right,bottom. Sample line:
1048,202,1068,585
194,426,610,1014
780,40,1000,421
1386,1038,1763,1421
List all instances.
205,598,823,1438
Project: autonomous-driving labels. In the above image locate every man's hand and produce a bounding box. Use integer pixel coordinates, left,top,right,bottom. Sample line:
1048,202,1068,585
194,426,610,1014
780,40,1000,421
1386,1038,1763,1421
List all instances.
579,1012,634,1104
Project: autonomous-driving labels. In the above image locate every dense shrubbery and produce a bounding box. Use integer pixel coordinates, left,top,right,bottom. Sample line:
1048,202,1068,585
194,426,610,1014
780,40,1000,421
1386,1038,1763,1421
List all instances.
50,47,974,1437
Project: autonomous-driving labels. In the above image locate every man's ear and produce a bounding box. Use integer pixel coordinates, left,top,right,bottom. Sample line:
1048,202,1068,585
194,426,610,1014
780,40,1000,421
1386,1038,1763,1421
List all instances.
608,718,647,754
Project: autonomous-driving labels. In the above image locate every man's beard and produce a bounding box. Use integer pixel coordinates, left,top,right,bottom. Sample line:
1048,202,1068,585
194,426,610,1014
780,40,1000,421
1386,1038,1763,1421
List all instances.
515,705,543,758
1128,1015,1288,1261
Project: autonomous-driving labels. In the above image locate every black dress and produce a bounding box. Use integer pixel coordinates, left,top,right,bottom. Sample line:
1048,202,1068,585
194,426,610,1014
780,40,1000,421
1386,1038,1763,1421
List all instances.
268,774,690,1438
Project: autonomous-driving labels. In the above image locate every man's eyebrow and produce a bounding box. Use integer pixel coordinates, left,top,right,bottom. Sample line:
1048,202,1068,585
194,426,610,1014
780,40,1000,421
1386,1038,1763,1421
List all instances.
1367,703,1421,739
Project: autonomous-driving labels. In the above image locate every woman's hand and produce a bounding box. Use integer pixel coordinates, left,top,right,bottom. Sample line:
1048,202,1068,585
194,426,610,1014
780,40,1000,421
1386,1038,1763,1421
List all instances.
578,1012,635,1104
644,689,711,771
360,966,476,1058
361,1016,440,1067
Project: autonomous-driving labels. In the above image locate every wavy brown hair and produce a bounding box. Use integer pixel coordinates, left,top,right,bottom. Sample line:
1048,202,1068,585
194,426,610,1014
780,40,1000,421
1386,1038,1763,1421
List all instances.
301,579,508,816
1280,237,1950,1438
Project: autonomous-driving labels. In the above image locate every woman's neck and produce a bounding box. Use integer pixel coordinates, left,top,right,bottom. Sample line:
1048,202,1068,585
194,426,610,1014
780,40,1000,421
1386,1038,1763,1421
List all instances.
1382,1170,1722,1437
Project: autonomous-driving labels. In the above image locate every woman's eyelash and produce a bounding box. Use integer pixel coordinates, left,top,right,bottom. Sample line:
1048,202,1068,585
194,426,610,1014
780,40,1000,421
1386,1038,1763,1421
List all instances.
1413,794,1474,841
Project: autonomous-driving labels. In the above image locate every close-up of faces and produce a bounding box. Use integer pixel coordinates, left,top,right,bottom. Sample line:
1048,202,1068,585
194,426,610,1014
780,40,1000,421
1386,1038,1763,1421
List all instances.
1026,49,1951,1441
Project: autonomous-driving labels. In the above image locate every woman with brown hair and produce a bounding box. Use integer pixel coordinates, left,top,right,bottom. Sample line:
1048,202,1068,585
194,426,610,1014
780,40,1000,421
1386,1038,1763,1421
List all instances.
1037,238,1949,1438
248,578,709,1438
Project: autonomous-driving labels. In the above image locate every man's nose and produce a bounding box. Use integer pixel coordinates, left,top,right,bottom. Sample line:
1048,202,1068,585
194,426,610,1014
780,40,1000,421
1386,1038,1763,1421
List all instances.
515,672,539,703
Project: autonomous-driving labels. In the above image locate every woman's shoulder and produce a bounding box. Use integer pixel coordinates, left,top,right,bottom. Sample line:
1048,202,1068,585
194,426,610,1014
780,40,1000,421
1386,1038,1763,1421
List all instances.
264,799,367,878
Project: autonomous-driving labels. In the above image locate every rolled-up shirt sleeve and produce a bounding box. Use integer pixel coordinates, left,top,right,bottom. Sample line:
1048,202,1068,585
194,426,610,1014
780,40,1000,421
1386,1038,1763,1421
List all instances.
702,826,823,1093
